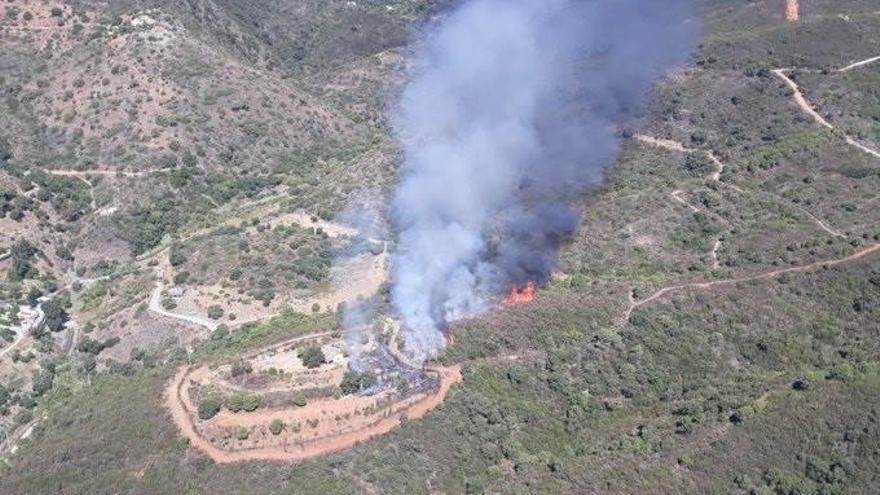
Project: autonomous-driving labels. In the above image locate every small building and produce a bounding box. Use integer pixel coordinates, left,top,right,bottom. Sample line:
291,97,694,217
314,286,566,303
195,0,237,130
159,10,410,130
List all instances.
168,287,186,299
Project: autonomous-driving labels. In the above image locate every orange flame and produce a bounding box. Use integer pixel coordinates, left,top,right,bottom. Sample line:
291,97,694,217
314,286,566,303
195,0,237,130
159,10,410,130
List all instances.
503,282,536,305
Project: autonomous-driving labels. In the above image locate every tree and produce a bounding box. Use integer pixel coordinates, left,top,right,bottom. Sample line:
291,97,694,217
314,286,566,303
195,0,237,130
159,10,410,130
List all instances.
80,354,97,375
26,287,43,307
9,240,36,280
41,299,69,333
297,346,325,369
0,137,11,163
32,367,55,396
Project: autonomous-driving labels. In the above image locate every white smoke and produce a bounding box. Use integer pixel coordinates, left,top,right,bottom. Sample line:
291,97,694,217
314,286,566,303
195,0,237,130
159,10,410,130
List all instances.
390,0,699,362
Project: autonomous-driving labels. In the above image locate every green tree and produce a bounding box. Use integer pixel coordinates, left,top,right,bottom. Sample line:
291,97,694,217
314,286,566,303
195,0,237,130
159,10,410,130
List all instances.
169,247,187,267
9,240,36,280
32,367,55,396
41,299,69,333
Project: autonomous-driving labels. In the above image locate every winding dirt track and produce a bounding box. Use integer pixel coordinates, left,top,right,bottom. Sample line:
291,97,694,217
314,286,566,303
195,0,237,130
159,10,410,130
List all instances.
838,55,880,72
772,68,880,160
636,132,845,238
164,340,462,464
148,269,219,332
625,243,880,321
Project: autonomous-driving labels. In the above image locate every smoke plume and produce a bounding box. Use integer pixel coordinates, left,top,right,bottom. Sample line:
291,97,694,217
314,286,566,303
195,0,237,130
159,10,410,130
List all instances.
390,0,699,361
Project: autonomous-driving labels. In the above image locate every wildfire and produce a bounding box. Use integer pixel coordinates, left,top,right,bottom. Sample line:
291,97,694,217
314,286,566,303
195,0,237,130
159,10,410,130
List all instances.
503,282,537,305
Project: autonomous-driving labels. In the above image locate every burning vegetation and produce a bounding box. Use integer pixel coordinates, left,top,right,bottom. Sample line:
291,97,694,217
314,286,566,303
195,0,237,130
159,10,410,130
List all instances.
502,282,537,305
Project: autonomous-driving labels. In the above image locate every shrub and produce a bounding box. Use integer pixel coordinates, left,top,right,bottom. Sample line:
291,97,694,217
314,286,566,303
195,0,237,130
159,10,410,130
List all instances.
207,305,224,320
236,427,250,441
269,419,285,435
292,393,307,407
340,369,376,395
9,240,37,280
226,393,260,413
197,396,222,420
169,249,187,267
297,346,325,368
230,360,252,377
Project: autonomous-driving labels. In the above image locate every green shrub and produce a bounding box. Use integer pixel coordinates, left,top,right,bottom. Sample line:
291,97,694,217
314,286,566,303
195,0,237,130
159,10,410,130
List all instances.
297,346,325,369
226,393,260,413
230,360,252,377
340,368,376,395
197,396,222,420
169,249,187,267
236,427,250,440
207,305,224,320
269,419,284,435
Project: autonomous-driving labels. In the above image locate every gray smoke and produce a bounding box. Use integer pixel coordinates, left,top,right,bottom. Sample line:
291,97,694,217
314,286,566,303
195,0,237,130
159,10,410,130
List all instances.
390,0,699,361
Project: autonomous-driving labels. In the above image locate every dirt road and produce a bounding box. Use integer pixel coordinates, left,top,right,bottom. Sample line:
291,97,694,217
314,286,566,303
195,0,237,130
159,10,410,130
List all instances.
625,243,880,321
148,269,219,332
785,0,799,22
164,338,462,464
838,55,880,72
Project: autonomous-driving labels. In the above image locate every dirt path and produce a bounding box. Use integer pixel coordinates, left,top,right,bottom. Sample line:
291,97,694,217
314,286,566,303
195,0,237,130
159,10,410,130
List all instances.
624,243,880,321
0,325,27,359
710,239,723,270
790,203,846,238
670,190,701,213
46,168,173,178
786,0,799,22
0,305,44,359
634,134,741,193
635,132,845,238
165,351,462,464
772,69,880,160
838,55,880,72
66,175,97,210
148,267,219,332
635,134,736,268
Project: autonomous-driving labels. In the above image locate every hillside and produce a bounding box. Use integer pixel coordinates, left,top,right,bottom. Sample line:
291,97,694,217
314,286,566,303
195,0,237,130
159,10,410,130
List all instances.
1,0,880,494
